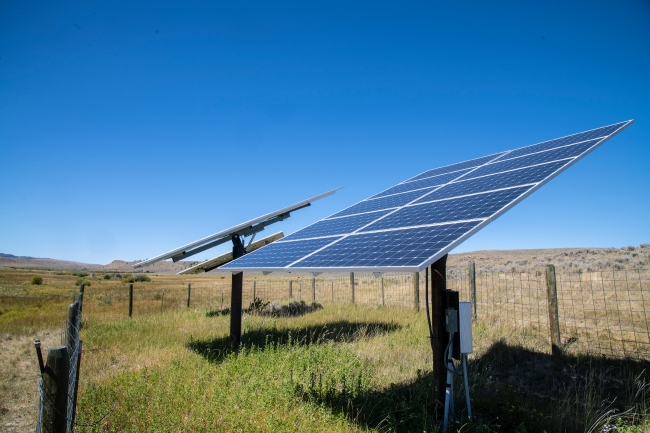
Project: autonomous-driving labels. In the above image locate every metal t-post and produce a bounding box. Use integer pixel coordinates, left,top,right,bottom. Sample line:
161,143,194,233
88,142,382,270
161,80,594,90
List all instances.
229,235,245,346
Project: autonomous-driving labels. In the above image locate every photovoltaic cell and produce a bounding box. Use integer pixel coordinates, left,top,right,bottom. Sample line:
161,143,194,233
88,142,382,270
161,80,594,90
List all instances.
223,236,339,268
220,120,632,272
501,122,626,160
370,169,471,199
467,138,601,179
416,162,565,202
282,210,391,241
330,188,435,218
406,153,506,182
362,187,530,231
294,222,482,268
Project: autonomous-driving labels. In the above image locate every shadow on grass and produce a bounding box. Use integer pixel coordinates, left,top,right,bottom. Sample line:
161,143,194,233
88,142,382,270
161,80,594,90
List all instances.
205,300,323,318
296,340,650,433
188,320,401,364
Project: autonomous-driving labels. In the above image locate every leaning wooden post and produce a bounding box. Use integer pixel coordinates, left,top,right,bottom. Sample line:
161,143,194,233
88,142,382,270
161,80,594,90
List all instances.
413,272,420,312
128,283,134,318
546,264,562,356
469,260,476,320
430,254,448,401
186,283,191,308
311,277,316,302
350,272,355,304
289,280,293,298
41,346,69,433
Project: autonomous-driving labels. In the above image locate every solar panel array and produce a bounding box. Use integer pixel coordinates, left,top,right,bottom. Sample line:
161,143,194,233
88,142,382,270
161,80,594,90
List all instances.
222,121,633,273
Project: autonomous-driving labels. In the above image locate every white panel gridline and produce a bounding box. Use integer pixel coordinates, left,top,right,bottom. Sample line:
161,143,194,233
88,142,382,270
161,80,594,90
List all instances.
221,120,633,273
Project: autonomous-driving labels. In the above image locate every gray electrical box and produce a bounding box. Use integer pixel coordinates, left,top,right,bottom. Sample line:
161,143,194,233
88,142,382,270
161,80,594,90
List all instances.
445,308,458,333
459,302,473,354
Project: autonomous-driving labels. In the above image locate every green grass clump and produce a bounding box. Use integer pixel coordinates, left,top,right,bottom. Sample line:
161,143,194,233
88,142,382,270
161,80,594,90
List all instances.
75,277,91,286
30,275,43,285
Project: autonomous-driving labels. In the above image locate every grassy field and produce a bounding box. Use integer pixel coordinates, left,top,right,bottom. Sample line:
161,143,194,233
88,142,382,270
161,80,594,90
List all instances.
2,268,650,432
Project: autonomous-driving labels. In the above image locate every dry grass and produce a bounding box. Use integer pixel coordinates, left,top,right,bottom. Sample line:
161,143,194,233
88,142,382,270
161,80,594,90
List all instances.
3,261,650,432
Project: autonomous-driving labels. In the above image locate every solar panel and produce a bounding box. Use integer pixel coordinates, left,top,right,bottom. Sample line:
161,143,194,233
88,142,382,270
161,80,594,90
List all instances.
221,120,633,273
133,187,342,268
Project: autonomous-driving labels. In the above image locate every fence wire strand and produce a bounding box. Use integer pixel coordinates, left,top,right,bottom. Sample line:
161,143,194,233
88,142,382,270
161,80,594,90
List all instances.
81,268,650,359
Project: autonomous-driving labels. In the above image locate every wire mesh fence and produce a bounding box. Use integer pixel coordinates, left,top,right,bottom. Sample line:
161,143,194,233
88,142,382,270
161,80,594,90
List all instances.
82,267,650,360
36,292,83,433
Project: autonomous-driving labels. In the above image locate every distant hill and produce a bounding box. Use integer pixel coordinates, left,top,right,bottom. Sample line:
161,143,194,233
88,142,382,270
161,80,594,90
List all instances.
0,254,198,274
0,253,38,259
1,244,647,274
0,254,100,271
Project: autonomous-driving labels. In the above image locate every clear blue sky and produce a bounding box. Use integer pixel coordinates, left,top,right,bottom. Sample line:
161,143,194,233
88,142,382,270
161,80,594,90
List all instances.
1,1,648,265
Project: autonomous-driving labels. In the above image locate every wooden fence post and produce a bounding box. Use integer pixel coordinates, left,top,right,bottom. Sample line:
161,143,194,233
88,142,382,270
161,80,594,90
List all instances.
469,261,476,320
381,276,385,306
252,280,257,301
311,277,316,302
289,280,293,298
41,346,69,433
66,302,79,355
546,264,562,356
128,283,133,318
350,272,355,304
78,284,85,313
413,272,420,312
186,283,191,308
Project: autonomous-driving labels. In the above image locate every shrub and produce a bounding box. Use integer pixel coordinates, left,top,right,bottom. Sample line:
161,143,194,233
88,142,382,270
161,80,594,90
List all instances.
134,275,151,282
30,276,43,285
72,271,88,277
103,274,111,280
122,275,135,283
75,278,91,287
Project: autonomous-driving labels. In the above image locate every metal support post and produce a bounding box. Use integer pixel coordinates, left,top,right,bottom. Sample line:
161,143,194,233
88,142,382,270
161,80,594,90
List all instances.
229,234,246,346
430,254,448,401
462,354,472,420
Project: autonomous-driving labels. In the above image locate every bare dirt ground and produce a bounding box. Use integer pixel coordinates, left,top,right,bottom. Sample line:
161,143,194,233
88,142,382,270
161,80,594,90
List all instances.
0,330,60,433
